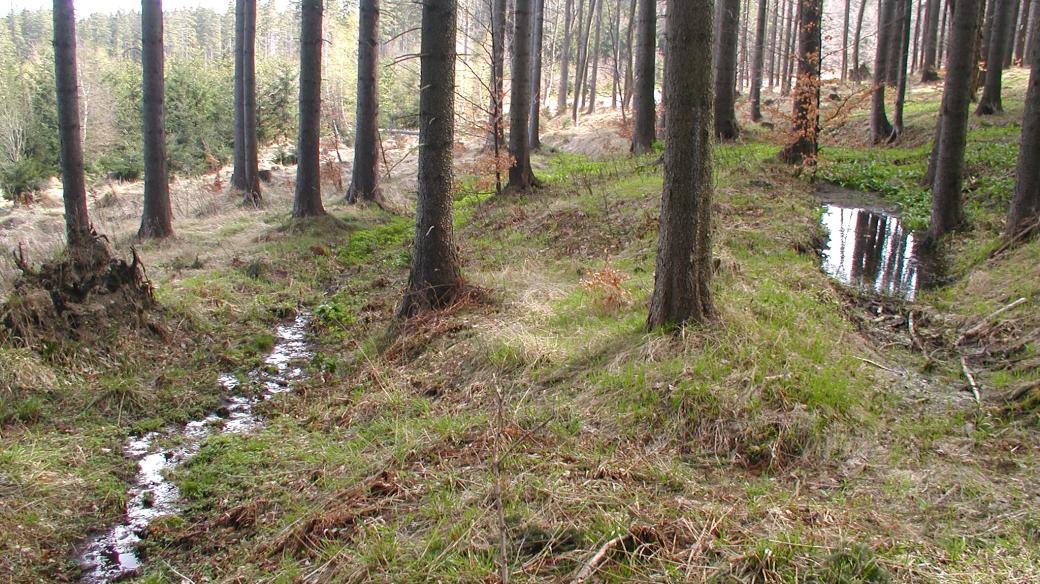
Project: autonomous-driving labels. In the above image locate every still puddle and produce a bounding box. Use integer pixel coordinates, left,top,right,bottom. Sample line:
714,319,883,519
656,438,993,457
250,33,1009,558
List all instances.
79,312,313,583
817,185,923,299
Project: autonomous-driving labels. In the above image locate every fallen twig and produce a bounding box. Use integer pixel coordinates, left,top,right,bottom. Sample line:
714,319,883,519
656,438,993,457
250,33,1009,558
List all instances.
961,356,981,408
955,298,1027,346
854,356,903,375
572,533,635,584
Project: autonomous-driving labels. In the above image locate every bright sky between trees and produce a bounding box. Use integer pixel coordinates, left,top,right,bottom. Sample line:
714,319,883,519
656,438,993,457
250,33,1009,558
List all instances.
5,0,292,16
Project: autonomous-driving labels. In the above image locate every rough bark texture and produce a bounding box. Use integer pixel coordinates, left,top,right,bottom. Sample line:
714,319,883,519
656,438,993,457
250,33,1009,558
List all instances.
1007,14,1040,235
781,0,798,95
892,0,913,137
241,0,261,203
139,0,174,240
231,0,245,190
630,0,656,153
347,0,382,204
585,0,603,114
572,0,594,121
508,0,538,190
779,0,822,165
529,0,545,148
1014,0,1033,62
557,0,573,113
921,0,942,80
853,0,870,81
398,0,465,317
928,0,981,243
842,0,853,79
714,0,741,139
647,0,715,329
292,0,326,218
768,0,781,86
976,0,1013,114
53,0,92,245
871,0,895,143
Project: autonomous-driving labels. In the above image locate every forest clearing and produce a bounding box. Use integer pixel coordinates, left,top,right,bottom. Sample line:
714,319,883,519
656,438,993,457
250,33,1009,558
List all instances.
1,0,1039,582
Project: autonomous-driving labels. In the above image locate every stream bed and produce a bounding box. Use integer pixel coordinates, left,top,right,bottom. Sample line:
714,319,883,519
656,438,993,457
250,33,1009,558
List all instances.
817,184,922,299
79,312,313,583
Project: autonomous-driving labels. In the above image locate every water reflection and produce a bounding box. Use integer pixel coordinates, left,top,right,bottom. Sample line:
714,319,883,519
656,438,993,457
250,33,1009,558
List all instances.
820,204,920,299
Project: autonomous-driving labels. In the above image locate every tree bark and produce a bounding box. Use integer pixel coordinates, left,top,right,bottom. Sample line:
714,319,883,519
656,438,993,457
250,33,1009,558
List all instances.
398,0,465,317
1014,0,1033,63
912,0,923,73
714,0,741,139
530,0,545,149
1027,0,1039,64
871,0,896,143
139,0,174,239
623,0,636,110
231,0,245,190
779,0,822,165
842,0,853,79
1004,0,1021,65
53,0,92,246
647,0,715,329
781,0,798,95
347,0,382,204
557,0,573,113
892,0,913,137
508,0,538,190
485,0,506,151
853,0,870,81
976,0,1013,113
630,0,656,153
928,0,981,243
572,0,594,122
750,0,768,121
292,0,325,218
585,0,603,114
768,0,781,87
1006,22,1040,235
241,0,261,204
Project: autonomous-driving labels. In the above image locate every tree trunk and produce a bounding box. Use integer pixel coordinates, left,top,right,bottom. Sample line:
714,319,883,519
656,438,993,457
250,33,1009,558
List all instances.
976,0,1013,113
530,0,545,149
398,0,465,317
928,0,981,243
623,0,636,110
853,0,870,81
630,0,656,153
871,0,896,143
714,0,741,139
573,0,595,121
740,0,751,90
347,0,381,204
1006,23,1040,235
842,0,853,79
242,0,261,204
611,0,622,109
557,0,573,113
231,0,245,190
585,0,603,114
912,0,924,73
1027,0,1038,64
485,0,506,150
939,0,950,63
892,0,913,137
1014,0,1033,63
508,0,538,190
768,0,781,87
750,0,768,121
292,0,325,218
53,0,92,246
647,0,715,329
139,0,174,240
781,0,798,95
1004,0,1021,65
779,0,822,165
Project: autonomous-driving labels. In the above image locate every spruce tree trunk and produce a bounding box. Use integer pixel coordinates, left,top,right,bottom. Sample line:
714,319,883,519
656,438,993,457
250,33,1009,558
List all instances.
740,0,751,90
630,0,656,153
1007,24,1040,235
714,0,741,139
853,0,870,81
1004,0,1021,65
871,0,896,143
1014,0,1033,63
508,0,538,190
485,0,506,151
292,0,326,218
928,0,981,242
53,0,92,246
781,0,798,95
768,0,780,87
585,0,603,114
347,0,382,204
842,0,853,79
892,0,913,137
139,0,174,240
779,0,822,165
231,0,245,190
913,0,924,73
572,0,594,122
886,0,904,86
398,0,465,317
1026,0,1038,64
242,0,261,204
623,0,636,110
611,0,622,109
750,0,768,121
976,0,1013,113
647,0,715,329
530,0,545,149
557,0,573,113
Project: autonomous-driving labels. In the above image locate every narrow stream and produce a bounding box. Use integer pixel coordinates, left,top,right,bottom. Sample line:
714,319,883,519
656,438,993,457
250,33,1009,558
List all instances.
79,312,313,583
817,185,923,299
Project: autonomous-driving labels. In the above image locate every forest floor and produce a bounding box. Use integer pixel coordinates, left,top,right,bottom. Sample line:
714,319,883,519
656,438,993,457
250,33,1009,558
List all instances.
1,72,1038,583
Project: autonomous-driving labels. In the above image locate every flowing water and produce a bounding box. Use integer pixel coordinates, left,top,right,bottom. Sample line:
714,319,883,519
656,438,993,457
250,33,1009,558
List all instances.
79,312,313,583
817,185,924,299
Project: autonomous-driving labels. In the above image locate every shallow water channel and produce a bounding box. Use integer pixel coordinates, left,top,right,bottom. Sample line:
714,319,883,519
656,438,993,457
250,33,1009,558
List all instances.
79,312,313,583
817,185,922,300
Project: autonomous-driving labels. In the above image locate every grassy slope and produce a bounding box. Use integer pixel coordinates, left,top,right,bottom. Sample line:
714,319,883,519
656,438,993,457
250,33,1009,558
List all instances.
1,74,1038,583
